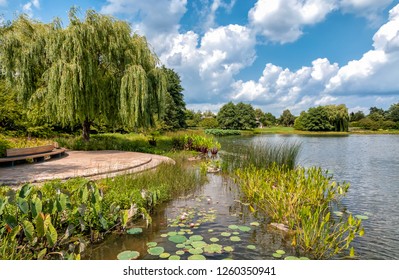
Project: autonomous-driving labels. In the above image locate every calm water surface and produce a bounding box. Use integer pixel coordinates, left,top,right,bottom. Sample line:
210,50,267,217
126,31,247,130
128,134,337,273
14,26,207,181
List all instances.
86,134,399,260
222,134,399,260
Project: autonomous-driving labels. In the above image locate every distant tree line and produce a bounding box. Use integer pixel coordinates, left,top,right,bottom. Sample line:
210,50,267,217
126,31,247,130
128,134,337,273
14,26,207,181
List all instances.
349,104,399,130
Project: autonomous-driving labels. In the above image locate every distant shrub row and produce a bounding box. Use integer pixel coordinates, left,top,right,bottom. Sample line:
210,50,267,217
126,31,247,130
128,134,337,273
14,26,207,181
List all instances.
204,129,241,136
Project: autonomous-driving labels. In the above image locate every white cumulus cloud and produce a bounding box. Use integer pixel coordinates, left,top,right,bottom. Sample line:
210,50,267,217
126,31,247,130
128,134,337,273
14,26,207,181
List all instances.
326,4,399,94
249,0,336,43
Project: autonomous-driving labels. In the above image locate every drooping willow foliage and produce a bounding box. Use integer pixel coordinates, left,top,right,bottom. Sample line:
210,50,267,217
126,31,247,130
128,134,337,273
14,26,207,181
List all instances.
0,9,167,140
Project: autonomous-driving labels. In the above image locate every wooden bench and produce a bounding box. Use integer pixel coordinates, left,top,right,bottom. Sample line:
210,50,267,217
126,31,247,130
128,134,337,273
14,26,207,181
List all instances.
0,144,67,167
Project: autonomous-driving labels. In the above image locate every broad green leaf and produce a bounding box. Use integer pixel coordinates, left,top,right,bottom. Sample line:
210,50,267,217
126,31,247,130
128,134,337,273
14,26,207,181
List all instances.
189,235,203,241
168,235,187,244
22,220,35,242
19,184,32,198
46,222,58,247
56,193,68,212
246,245,256,250
230,236,241,242
188,255,206,260
35,213,45,238
0,197,8,215
159,253,171,259
117,251,140,260
168,255,180,260
147,242,157,248
31,197,42,218
127,227,143,235
276,250,286,255
147,247,164,256
37,248,47,260
238,226,251,232
17,197,29,214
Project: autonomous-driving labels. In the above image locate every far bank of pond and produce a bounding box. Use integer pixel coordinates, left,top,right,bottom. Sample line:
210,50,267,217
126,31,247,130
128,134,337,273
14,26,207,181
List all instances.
86,134,398,260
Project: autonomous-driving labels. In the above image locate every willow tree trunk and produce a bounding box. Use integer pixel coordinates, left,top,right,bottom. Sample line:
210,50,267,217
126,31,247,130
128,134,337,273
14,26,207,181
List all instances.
82,118,91,142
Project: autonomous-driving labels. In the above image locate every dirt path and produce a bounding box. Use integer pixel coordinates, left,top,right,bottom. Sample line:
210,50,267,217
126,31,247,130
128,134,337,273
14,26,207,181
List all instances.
0,150,174,186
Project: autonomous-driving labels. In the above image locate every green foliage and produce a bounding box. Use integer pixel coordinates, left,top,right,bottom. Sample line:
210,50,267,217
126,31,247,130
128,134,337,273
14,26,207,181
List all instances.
0,158,206,260
0,10,166,141
235,164,364,259
160,67,187,130
0,135,11,157
185,110,202,127
295,105,349,132
204,129,241,136
387,103,399,122
199,117,219,129
217,102,257,130
279,109,296,127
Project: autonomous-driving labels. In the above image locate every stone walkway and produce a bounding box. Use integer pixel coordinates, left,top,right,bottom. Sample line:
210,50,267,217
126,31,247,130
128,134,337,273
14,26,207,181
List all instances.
0,150,174,186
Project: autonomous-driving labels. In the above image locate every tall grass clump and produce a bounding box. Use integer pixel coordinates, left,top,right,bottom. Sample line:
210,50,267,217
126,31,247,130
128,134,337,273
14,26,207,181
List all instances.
222,141,301,172
235,164,364,259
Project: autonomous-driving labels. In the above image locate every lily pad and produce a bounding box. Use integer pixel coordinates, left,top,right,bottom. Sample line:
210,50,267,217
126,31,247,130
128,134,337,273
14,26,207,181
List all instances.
276,250,286,255
355,215,369,220
189,248,203,255
210,237,219,243
147,247,164,256
228,225,239,230
272,253,282,258
224,246,234,252
221,232,231,237
176,250,185,255
299,257,310,260
230,236,241,242
168,231,178,236
147,242,157,248
284,256,299,260
232,231,240,235
208,229,214,233
117,250,140,260
191,241,207,249
160,234,168,238
238,226,251,232
188,254,206,260
169,255,181,260
250,222,260,227
168,235,188,244
176,243,185,249
204,244,223,254
189,235,204,241
127,228,143,235
246,245,256,250
160,253,171,259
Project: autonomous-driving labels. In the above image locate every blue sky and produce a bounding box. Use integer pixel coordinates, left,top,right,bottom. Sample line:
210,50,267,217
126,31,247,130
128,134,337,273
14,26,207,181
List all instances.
1,0,399,116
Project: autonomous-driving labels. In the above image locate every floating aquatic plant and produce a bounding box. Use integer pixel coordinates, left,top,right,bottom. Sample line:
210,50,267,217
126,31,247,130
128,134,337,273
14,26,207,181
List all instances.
204,244,223,254
284,256,299,260
191,241,207,249
276,250,286,255
210,237,219,243
176,250,185,255
117,250,140,260
168,235,188,244
127,228,143,235
147,247,165,256
176,243,185,249
169,255,181,260
250,222,260,227
230,236,241,242
147,242,157,248
223,246,234,252
188,254,206,260
238,226,251,232
246,245,256,250
221,232,231,237
228,225,239,230
160,253,171,259
189,248,203,255
189,235,204,241
272,253,282,258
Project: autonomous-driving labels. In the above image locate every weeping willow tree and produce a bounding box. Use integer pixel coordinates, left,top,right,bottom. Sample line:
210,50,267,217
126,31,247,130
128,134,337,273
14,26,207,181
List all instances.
0,8,166,141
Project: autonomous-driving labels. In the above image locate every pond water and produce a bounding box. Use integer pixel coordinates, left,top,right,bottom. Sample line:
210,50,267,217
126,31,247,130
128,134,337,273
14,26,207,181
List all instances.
85,134,399,260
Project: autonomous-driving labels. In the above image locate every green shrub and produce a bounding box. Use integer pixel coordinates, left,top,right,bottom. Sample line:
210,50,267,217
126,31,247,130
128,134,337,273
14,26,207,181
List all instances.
235,164,364,259
0,135,11,157
204,129,241,136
